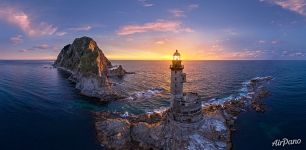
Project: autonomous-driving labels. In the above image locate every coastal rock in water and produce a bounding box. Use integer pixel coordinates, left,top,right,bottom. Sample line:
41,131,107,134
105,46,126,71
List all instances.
94,76,272,149
54,36,127,100
108,65,126,77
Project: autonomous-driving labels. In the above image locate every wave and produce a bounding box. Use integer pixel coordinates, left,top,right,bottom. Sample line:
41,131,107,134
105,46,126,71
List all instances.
117,76,272,116
125,87,166,101
146,106,169,115
202,76,272,108
143,76,272,114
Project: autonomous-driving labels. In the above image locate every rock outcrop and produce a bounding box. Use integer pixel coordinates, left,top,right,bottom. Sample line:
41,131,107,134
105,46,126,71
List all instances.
54,36,127,101
108,65,126,77
95,76,272,149
95,109,228,149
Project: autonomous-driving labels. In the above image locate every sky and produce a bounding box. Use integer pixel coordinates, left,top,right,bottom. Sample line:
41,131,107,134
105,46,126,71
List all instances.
0,0,306,60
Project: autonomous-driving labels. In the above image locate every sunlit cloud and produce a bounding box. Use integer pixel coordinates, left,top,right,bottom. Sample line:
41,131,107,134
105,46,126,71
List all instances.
155,40,165,45
34,44,52,49
262,0,306,16
10,34,23,45
18,49,28,53
117,20,194,35
0,5,57,37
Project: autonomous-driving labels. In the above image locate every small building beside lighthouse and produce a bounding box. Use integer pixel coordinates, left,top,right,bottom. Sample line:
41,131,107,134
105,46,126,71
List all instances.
170,50,202,123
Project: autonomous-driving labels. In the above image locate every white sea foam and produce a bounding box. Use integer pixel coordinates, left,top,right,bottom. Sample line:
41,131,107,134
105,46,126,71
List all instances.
128,87,165,100
147,106,169,114
202,76,272,108
120,111,129,117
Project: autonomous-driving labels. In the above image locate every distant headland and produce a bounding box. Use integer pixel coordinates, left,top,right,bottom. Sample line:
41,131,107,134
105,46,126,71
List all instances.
54,36,132,102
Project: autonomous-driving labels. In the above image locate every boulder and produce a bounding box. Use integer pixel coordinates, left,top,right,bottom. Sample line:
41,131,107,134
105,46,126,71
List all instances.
108,65,126,77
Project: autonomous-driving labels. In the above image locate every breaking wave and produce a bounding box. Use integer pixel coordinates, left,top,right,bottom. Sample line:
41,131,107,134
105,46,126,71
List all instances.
202,76,272,108
126,87,166,101
146,106,169,115
120,76,272,115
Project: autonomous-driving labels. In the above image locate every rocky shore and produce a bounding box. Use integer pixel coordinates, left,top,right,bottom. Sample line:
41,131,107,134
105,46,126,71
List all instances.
94,76,272,150
54,36,128,101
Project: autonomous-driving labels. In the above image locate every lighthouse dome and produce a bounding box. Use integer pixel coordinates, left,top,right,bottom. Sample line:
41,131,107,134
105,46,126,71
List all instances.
173,50,181,60
173,50,180,56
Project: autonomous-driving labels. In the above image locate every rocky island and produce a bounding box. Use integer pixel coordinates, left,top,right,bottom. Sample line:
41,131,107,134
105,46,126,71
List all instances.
54,38,272,149
94,50,272,149
54,36,127,101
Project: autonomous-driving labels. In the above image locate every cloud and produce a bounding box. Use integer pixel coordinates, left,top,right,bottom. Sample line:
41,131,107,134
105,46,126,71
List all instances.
18,49,29,53
282,50,305,57
232,50,264,58
10,34,23,45
143,3,154,7
68,25,92,31
155,40,165,45
223,28,239,36
0,5,57,37
188,4,199,10
138,0,154,7
55,32,67,36
263,0,306,16
117,20,194,35
169,9,186,17
258,40,266,44
19,44,58,52
271,40,279,44
34,44,52,49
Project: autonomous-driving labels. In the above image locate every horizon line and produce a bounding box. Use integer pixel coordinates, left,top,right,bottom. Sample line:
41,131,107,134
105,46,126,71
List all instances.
0,59,306,61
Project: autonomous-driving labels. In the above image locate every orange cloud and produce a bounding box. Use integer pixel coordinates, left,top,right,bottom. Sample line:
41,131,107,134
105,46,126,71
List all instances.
117,20,193,35
0,5,57,37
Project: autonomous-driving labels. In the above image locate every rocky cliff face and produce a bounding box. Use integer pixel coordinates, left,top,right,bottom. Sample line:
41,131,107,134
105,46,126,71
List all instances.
54,36,126,101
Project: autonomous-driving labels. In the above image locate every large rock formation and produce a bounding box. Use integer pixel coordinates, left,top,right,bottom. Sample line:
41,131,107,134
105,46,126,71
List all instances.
95,76,272,149
54,36,126,101
95,109,229,149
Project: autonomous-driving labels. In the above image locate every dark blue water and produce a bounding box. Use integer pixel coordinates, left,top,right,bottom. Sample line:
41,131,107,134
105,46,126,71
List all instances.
0,60,305,149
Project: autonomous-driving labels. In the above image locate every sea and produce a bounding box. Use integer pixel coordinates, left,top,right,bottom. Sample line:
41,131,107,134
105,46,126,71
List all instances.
0,60,305,150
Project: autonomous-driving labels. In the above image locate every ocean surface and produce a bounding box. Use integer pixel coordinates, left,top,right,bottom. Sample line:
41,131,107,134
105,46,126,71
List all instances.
0,60,305,150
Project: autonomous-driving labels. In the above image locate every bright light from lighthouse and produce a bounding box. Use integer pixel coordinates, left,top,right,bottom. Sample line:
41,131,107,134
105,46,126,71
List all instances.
173,55,180,60
173,50,181,60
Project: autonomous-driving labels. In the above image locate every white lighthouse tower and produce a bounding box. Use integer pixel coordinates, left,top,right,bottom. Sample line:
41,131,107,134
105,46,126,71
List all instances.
170,50,202,123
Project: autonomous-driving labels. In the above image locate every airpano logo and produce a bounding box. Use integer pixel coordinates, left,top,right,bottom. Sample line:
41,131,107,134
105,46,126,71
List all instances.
272,138,302,147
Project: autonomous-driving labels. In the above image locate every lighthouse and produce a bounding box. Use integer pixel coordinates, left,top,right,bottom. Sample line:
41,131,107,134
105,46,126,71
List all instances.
170,50,186,97
170,50,202,123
